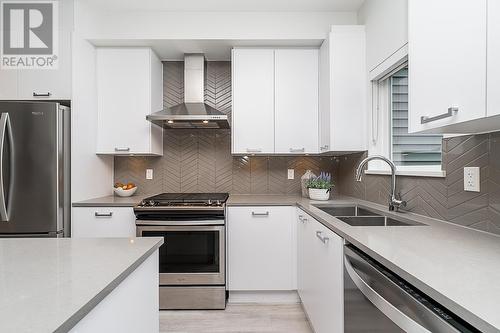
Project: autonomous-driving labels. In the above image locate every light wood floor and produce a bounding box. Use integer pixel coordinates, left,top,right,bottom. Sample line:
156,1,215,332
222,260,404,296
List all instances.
159,303,313,333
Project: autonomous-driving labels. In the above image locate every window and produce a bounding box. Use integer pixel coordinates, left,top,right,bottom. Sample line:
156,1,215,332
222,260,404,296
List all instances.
367,60,444,177
389,67,442,167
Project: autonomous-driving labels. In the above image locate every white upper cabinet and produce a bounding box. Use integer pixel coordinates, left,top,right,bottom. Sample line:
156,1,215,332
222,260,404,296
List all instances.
232,49,275,154
96,48,163,155
487,0,500,117
231,48,319,155
274,49,319,154
319,26,366,153
408,0,487,133
0,0,72,100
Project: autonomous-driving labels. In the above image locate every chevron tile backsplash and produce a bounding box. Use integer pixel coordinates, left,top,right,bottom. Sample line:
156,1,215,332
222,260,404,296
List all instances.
338,132,500,235
114,61,339,196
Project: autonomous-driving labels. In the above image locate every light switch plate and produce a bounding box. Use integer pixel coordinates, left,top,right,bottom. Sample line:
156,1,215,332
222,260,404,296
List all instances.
146,169,153,180
287,169,294,180
464,167,480,192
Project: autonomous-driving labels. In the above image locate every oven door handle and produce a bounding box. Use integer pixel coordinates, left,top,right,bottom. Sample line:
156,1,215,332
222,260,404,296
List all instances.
135,219,225,226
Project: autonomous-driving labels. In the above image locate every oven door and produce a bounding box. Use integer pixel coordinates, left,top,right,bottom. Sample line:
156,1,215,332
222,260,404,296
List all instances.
136,223,225,285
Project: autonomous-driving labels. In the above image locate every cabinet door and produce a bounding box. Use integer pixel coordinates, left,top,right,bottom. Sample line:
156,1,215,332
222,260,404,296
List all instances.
296,210,316,314
72,207,136,238
227,206,296,290
232,49,275,154
96,48,154,154
408,0,487,133
308,222,343,333
17,30,72,100
275,49,319,154
488,0,500,117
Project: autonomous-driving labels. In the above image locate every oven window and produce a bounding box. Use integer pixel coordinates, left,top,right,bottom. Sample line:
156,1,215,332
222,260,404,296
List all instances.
142,230,220,273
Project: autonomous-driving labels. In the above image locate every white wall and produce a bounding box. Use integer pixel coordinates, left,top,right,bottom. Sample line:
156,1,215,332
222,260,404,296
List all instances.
78,10,357,40
71,35,114,202
357,0,408,72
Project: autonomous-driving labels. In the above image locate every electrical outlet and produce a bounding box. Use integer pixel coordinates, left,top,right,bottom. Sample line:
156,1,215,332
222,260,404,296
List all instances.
146,169,153,180
287,169,295,180
464,167,480,192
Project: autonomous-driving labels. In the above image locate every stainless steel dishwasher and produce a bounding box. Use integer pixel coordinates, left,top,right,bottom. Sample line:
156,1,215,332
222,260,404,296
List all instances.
344,244,479,333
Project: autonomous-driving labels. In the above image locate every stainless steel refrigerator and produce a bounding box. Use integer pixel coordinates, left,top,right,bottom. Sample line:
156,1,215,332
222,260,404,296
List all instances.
0,101,70,237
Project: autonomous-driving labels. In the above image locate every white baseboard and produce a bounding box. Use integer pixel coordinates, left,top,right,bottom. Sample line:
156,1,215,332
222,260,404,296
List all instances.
228,290,300,304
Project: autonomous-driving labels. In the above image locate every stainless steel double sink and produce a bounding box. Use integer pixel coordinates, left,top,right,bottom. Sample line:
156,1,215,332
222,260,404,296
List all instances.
313,205,426,227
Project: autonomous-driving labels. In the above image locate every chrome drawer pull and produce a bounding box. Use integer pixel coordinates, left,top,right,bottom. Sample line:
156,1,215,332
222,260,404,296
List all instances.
114,147,130,152
33,92,51,97
246,148,262,153
420,107,458,124
289,148,305,152
252,211,269,217
95,212,113,217
320,145,329,151
298,215,308,223
316,230,329,244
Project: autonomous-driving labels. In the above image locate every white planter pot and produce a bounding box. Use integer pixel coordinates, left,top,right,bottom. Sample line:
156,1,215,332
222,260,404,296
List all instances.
308,188,330,201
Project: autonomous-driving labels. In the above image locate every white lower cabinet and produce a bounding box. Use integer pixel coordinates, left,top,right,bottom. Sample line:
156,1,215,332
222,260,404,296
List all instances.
72,207,136,238
227,206,297,291
297,209,344,333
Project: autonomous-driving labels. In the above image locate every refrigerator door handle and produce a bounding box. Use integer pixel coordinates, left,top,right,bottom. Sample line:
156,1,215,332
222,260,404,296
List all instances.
0,113,13,222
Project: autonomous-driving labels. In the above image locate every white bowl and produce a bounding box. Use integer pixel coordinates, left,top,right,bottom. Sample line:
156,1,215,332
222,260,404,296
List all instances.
113,186,138,197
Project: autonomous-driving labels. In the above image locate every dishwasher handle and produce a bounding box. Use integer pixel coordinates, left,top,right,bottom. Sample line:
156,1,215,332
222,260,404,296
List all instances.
344,245,473,333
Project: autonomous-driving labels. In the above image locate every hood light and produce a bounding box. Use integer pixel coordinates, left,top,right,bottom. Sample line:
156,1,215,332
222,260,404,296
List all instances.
167,120,174,124
202,120,209,124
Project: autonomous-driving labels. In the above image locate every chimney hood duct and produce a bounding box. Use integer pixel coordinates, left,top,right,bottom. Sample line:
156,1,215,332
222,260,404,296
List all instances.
146,54,230,129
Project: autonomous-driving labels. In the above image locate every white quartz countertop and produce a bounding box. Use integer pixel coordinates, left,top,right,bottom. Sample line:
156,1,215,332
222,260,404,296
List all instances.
0,237,163,333
229,194,500,333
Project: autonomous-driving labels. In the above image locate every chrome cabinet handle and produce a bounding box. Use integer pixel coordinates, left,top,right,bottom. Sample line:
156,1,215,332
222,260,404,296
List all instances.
420,107,458,124
298,215,308,223
246,148,262,153
289,148,305,153
252,211,269,217
33,92,52,97
316,231,329,244
114,147,130,152
320,145,329,151
0,113,13,222
95,212,113,217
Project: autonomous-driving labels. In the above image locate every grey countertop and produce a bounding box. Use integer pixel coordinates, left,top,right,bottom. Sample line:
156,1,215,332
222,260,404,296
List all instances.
229,194,500,333
72,194,147,207
73,193,500,332
0,237,163,333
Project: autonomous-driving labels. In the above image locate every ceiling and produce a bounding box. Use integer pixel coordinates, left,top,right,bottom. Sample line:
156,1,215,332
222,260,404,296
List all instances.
84,0,365,12
90,39,325,61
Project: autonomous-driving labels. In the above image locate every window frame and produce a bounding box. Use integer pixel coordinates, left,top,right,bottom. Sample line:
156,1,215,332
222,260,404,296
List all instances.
366,52,446,178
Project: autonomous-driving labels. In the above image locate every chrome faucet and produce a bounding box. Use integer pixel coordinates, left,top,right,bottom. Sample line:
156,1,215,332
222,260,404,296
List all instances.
355,155,407,211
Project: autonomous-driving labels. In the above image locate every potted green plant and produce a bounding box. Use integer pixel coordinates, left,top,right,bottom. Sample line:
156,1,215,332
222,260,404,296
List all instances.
306,172,333,201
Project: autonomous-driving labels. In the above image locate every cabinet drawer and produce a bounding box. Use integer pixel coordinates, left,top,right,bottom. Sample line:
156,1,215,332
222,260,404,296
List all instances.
72,207,136,238
227,206,296,290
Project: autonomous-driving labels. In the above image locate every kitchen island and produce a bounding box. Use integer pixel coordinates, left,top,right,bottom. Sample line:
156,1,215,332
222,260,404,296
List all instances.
0,237,163,333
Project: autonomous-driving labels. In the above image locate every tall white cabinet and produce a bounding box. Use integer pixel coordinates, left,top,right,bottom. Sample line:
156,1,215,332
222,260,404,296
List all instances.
96,48,163,155
232,48,319,155
408,0,488,133
319,26,366,153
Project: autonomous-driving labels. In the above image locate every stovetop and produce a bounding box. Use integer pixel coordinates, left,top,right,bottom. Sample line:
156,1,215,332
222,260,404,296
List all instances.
137,193,229,208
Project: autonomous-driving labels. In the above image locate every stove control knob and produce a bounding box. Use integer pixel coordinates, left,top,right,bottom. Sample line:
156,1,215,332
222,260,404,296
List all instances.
148,200,156,206
208,199,212,205
216,200,221,206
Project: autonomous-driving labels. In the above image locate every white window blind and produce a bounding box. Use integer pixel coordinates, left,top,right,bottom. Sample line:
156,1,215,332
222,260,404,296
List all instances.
390,68,442,166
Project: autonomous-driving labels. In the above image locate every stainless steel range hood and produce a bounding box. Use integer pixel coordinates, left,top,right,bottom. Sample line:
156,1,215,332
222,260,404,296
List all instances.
147,54,229,129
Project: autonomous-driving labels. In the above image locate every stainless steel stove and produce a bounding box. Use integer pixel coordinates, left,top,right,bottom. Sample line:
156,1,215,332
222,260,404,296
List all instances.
134,193,229,310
